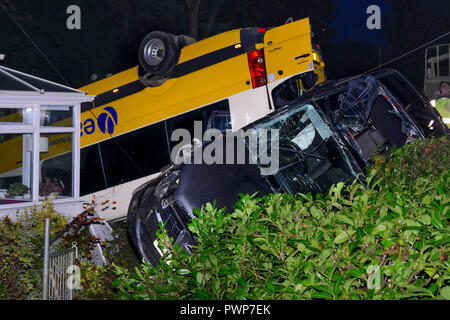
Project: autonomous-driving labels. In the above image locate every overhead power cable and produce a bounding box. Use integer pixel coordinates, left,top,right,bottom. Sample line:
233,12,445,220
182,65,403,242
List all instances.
1,4,71,86
359,31,450,76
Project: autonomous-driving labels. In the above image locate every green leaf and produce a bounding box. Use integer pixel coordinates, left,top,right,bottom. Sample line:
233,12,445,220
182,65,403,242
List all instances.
434,205,444,218
310,206,324,220
334,230,354,244
196,272,203,284
422,194,431,205
381,237,396,249
349,268,363,278
431,218,443,229
195,289,210,299
420,215,431,225
134,267,145,281
18,256,31,264
311,291,333,299
238,277,247,288
440,286,450,300
403,286,434,298
372,223,386,234
356,227,365,241
336,214,355,227
112,279,122,287
178,269,191,275
319,248,333,262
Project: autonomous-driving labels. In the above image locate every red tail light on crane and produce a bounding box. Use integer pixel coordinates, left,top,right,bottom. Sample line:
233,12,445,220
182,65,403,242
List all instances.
247,49,267,89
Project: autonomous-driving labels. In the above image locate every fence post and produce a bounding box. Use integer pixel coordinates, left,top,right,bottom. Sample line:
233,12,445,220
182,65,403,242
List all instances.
42,215,50,300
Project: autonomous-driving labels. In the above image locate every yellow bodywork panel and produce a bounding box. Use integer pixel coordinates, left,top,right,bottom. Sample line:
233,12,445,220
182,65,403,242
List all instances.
0,133,73,176
79,67,138,95
178,29,241,63
1,138,24,176
264,18,314,82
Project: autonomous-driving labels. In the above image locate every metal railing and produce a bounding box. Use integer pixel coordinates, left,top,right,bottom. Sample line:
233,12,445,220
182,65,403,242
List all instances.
42,207,114,300
47,247,76,300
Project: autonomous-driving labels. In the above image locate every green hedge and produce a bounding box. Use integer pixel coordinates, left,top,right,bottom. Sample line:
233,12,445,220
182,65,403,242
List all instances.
113,138,450,300
0,201,122,300
0,203,67,299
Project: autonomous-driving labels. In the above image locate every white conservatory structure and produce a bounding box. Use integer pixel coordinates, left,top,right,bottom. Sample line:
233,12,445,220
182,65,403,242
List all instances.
0,65,94,218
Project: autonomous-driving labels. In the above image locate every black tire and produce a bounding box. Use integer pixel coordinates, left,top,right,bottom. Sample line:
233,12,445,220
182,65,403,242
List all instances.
138,31,179,76
134,194,164,266
127,186,163,265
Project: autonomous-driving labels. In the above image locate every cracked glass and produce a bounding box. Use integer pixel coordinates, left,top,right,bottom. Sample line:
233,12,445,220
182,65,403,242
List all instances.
249,104,359,194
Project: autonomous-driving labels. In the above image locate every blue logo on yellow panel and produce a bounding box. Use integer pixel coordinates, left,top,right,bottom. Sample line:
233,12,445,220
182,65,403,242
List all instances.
80,106,118,137
98,106,118,134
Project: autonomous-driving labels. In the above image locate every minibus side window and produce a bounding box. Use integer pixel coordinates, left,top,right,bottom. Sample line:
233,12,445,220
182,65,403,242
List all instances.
82,100,230,195
99,121,170,187
272,74,305,109
80,144,107,196
207,110,232,131
166,99,230,151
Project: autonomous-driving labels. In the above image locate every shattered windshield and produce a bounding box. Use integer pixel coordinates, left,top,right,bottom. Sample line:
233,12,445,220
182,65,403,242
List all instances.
335,76,380,130
248,104,359,194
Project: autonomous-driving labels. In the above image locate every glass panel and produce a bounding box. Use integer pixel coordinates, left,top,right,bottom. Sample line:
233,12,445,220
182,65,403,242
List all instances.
438,57,449,77
99,121,170,187
80,144,107,196
249,104,358,194
40,105,73,127
271,74,304,109
166,99,230,150
40,133,73,199
0,107,33,124
0,133,33,205
426,46,437,60
207,110,232,131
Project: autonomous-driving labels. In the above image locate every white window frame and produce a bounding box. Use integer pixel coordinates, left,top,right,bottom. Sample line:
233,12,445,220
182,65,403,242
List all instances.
0,102,81,209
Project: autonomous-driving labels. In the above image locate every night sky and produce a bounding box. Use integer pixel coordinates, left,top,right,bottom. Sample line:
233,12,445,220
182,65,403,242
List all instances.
0,0,448,90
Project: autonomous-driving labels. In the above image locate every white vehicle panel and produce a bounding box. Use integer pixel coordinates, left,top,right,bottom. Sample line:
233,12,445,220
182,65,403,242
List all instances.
228,86,272,130
80,172,160,221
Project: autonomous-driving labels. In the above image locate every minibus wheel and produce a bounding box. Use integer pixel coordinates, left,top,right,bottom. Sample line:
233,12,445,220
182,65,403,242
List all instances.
139,31,179,76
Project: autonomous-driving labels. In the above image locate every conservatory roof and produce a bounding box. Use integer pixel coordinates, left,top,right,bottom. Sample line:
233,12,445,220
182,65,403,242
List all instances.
0,64,89,97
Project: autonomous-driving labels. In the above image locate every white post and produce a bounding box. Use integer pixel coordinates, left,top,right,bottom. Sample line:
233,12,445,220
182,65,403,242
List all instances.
42,214,50,300
73,103,81,200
